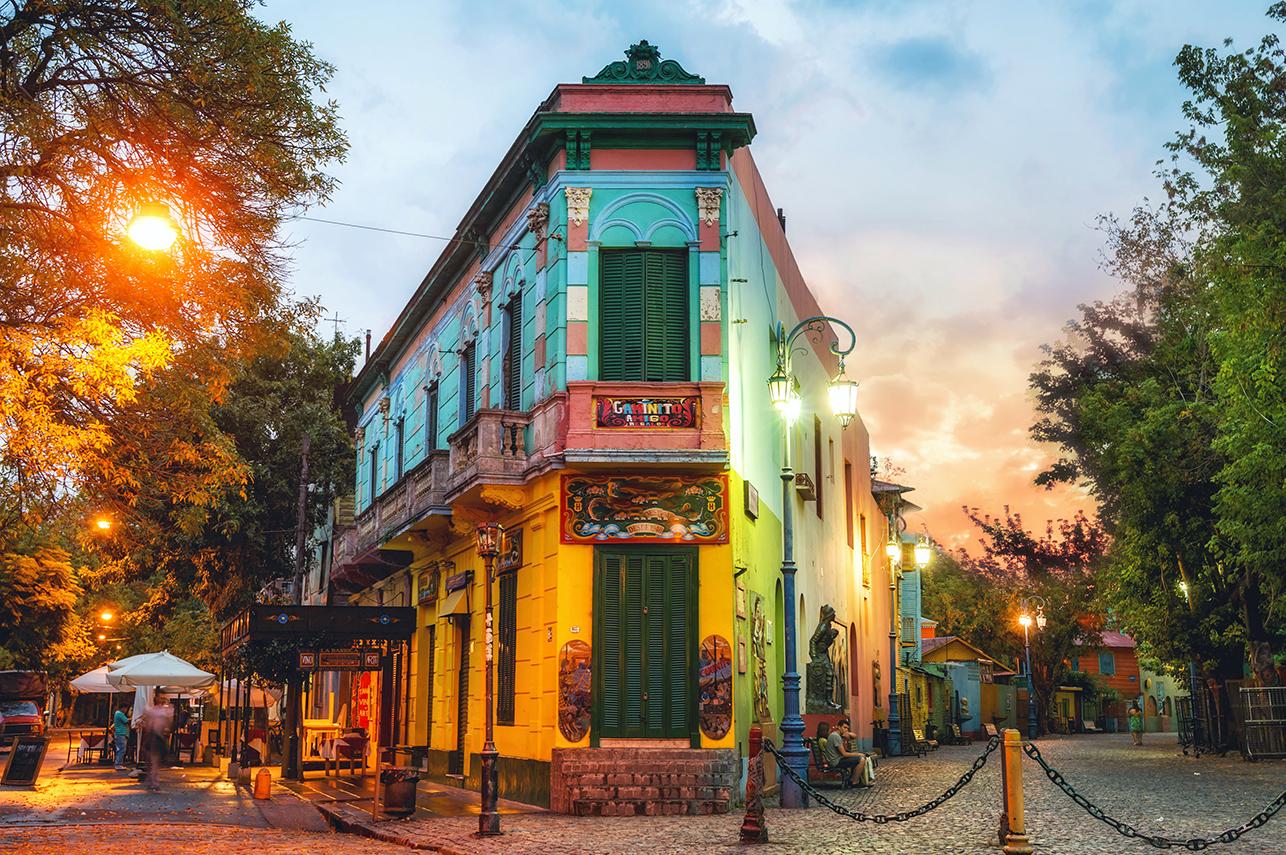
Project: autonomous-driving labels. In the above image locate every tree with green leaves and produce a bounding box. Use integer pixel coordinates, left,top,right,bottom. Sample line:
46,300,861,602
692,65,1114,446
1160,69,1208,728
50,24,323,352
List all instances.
1031,4,1286,683
923,508,1107,734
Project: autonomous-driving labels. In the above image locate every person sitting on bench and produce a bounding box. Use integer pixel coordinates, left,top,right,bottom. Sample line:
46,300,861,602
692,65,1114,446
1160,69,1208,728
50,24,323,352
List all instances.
820,717,873,788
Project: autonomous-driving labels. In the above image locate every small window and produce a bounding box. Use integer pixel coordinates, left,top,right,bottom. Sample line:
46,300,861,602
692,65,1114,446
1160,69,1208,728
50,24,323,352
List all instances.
844,461,855,547
497,573,518,724
813,417,824,519
1099,651,1116,676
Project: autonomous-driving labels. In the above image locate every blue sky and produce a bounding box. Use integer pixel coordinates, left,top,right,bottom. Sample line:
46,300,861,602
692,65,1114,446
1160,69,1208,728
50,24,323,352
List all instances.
259,0,1279,545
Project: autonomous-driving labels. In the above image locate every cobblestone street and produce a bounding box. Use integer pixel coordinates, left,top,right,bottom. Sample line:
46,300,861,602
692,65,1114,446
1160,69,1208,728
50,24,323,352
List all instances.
3,735,1283,854
321,735,1286,855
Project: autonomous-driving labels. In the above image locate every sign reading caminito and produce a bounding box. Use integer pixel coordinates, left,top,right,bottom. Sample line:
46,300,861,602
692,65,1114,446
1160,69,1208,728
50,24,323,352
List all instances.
595,396,698,429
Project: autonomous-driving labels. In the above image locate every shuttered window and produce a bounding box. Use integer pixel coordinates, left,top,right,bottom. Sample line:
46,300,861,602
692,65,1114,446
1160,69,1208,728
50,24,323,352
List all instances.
369,443,380,498
505,293,523,410
459,343,476,424
844,461,855,547
599,249,689,382
394,417,404,482
594,548,695,740
424,383,439,451
814,416,824,519
497,572,517,725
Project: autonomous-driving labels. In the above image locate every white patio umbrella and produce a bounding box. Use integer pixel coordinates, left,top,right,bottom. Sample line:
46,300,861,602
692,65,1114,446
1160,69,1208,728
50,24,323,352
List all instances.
107,652,153,670
106,651,215,690
69,665,132,694
219,679,281,708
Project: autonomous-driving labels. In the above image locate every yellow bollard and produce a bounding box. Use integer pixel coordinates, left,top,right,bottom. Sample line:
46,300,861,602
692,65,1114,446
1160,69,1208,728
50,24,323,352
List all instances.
254,766,272,800
1001,729,1033,854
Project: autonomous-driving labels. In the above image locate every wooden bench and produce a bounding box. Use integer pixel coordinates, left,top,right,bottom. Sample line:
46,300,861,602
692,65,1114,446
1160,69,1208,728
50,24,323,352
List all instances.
912,727,939,751
1082,720,1102,734
983,723,1000,739
804,736,848,786
946,724,970,745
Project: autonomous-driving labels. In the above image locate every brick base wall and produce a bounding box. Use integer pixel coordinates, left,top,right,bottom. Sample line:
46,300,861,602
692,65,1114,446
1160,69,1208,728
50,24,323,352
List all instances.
550,747,739,816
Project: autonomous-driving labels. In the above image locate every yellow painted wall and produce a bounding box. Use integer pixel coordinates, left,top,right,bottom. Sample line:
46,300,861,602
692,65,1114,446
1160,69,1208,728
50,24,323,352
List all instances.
406,470,736,777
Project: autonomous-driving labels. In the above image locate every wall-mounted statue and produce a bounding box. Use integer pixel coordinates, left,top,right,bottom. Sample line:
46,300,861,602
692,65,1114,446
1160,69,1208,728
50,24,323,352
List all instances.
806,604,842,714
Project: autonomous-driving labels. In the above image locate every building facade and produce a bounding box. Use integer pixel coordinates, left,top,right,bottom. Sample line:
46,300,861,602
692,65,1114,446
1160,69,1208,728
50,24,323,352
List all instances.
330,42,893,813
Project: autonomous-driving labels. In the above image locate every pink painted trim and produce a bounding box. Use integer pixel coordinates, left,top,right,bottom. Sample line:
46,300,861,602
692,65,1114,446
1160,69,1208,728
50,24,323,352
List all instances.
591,149,697,171
563,381,727,453
550,84,734,114
700,322,721,356
566,321,588,356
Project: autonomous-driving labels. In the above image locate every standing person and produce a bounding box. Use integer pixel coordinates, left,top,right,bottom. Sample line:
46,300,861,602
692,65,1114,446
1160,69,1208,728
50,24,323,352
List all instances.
1128,703,1144,746
142,692,174,791
112,701,131,771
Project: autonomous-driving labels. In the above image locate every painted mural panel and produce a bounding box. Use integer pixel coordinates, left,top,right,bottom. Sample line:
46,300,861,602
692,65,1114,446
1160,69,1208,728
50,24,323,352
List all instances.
558,640,592,743
561,475,729,544
698,635,732,740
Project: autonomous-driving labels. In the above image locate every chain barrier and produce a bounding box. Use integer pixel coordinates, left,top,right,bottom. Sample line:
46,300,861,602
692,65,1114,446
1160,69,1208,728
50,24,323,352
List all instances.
762,736,1000,824
1023,740,1286,851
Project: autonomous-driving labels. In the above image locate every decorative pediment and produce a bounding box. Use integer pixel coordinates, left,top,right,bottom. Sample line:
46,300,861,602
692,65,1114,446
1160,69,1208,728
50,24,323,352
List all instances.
584,40,705,85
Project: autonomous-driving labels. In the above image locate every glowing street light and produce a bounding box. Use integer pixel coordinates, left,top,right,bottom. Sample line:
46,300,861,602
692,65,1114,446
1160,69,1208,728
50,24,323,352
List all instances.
914,536,933,569
99,610,114,623
127,203,179,251
1016,595,1047,738
94,517,112,531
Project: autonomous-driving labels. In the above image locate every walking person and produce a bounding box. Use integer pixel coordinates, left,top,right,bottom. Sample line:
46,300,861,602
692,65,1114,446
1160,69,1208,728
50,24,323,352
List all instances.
142,691,174,791
112,701,131,770
1128,702,1144,746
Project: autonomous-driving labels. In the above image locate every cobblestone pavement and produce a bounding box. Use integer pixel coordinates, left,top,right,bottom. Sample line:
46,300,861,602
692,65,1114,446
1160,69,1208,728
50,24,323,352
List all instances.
0,823,413,854
325,735,1286,855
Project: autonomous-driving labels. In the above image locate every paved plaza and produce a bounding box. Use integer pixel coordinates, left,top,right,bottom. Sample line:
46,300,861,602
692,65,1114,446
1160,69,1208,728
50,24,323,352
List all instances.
2,734,1283,854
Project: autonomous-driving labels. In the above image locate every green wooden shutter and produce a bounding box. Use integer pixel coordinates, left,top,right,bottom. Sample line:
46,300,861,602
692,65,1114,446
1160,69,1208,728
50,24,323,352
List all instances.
425,383,438,451
460,343,476,423
665,552,692,737
643,553,667,734
597,553,623,733
505,293,523,409
600,252,647,381
622,553,645,734
643,251,690,382
497,573,517,724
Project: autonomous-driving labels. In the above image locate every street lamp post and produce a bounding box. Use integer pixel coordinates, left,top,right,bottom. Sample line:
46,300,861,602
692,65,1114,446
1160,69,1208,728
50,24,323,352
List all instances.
1017,596,1046,739
475,522,504,837
766,317,858,809
885,527,931,758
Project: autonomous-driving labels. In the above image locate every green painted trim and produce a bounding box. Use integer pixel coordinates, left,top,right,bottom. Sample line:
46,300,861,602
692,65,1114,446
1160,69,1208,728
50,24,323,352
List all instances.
532,113,755,146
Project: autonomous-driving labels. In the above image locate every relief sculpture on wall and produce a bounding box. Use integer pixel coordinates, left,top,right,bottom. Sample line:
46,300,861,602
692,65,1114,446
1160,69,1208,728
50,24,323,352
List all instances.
751,594,773,723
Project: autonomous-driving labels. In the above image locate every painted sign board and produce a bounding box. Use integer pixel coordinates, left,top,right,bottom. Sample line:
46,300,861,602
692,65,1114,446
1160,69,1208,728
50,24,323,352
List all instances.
561,474,729,544
1,736,48,786
297,647,382,671
595,396,699,429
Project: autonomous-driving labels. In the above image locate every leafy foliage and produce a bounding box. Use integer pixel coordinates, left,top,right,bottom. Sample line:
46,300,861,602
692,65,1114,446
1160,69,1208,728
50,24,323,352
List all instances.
1030,5,1286,680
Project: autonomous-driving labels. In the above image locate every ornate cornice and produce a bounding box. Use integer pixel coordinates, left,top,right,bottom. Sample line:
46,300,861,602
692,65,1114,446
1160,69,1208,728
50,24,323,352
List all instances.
583,40,704,85
565,187,592,226
480,484,526,511
695,187,723,226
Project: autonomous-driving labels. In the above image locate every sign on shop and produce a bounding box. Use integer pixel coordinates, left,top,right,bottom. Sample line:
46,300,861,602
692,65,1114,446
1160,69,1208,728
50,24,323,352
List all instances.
297,647,382,671
595,396,699,429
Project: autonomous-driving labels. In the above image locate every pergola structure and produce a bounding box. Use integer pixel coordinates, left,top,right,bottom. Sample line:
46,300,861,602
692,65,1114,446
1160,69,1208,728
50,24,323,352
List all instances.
218,605,417,779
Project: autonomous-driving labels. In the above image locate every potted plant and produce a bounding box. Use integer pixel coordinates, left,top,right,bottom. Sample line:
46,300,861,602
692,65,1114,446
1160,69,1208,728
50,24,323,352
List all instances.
380,766,420,816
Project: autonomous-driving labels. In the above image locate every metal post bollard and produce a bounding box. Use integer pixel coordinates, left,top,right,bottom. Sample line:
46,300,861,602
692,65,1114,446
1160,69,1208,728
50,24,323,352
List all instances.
740,725,768,843
1002,729,1033,854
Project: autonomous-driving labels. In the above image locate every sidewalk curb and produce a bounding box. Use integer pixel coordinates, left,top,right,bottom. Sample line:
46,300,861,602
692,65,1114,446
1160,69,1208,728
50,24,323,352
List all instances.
316,802,443,852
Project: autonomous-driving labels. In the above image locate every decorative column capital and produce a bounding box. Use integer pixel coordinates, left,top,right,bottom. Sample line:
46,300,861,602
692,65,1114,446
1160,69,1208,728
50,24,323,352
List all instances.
473,271,493,302
565,187,592,226
695,187,723,226
527,202,550,240
355,425,365,445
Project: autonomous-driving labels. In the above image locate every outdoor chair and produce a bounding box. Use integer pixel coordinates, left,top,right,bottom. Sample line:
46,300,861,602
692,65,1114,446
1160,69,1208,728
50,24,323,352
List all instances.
329,734,369,778
913,727,939,751
947,724,970,745
74,731,107,765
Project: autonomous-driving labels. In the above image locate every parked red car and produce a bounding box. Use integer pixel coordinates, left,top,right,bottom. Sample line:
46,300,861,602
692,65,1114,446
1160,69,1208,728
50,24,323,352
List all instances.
0,699,44,739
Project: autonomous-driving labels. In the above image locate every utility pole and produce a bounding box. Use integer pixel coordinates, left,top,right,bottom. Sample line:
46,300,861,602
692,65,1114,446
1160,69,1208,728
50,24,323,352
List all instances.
284,433,311,780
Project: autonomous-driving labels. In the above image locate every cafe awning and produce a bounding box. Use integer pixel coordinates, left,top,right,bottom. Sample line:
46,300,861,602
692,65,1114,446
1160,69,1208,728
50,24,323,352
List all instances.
439,587,470,619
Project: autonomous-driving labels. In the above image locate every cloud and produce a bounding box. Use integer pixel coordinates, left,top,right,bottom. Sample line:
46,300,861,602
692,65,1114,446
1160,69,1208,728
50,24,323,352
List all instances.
869,35,990,94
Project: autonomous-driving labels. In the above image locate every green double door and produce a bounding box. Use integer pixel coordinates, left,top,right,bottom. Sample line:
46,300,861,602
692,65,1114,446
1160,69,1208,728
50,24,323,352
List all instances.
593,547,696,741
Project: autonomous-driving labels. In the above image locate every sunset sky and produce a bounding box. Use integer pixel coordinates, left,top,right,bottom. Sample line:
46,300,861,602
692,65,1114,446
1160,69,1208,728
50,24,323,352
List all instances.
261,1,1277,548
